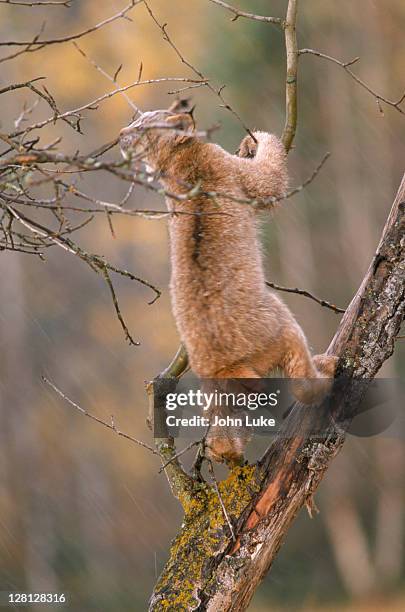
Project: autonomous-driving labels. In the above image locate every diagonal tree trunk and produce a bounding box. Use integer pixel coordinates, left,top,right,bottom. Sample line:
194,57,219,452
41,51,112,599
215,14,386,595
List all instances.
149,173,404,611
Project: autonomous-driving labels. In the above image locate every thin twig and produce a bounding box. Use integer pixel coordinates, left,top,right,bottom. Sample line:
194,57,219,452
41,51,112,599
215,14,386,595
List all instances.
10,76,207,138
206,0,283,25
0,21,47,63
158,440,200,473
0,76,46,96
43,376,159,455
73,43,141,114
299,48,405,116
100,265,139,346
0,0,71,5
14,99,40,130
286,151,331,199
5,205,160,343
208,460,236,541
0,0,141,48
265,280,345,314
168,82,210,95
0,243,43,256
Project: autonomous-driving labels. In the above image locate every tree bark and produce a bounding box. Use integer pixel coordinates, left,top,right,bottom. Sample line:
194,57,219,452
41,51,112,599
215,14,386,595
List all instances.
149,174,404,611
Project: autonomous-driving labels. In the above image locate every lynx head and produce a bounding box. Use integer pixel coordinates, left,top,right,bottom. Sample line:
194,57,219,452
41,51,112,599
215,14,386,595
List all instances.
119,105,195,171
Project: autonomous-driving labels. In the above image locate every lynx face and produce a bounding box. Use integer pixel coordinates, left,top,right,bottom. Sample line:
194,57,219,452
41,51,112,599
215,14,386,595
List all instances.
119,109,195,175
119,110,172,159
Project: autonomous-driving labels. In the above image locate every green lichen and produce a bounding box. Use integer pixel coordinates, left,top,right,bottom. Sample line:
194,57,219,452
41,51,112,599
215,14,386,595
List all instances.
151,464,260,611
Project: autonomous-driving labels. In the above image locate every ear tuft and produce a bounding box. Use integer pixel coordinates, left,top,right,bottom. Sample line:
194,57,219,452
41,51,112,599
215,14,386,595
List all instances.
188,105,196,128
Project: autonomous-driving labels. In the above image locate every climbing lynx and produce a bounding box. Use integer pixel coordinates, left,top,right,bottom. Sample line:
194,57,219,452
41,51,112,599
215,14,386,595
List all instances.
120,108,337,464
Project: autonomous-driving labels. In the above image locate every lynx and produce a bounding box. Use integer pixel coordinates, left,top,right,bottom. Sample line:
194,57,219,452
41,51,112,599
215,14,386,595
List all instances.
120,108,336,464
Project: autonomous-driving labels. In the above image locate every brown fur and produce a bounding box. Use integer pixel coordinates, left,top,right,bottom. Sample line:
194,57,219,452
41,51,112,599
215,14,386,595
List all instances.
120,110,337,464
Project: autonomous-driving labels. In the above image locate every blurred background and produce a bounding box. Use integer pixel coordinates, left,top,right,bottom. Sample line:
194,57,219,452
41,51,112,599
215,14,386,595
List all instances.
0,0,404,609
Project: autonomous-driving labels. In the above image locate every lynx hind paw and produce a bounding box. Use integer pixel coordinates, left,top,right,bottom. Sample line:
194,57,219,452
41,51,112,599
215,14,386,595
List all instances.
313,354,338,378
205,437,246,467
238,134,257,159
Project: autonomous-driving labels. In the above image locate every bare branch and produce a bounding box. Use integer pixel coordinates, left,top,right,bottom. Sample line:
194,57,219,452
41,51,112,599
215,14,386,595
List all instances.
300,48,405,116
206,0,283,25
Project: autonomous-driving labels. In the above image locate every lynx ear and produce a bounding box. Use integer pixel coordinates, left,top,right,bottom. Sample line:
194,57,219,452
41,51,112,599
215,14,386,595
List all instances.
168,98,192,113
166,113,194,131
237,135,257,158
